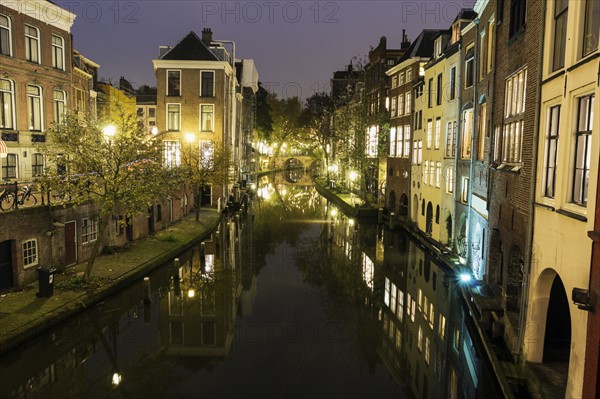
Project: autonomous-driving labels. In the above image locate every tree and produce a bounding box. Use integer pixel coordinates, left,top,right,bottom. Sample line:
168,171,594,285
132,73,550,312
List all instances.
42,107,175,281
300,92,335,181
268,95,303,164
255,82,273,143
179,139,233,221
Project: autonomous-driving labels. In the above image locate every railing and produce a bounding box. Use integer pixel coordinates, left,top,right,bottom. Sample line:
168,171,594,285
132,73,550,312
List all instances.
0,180,72,211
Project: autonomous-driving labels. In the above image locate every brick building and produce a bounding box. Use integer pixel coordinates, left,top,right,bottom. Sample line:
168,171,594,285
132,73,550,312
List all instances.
486,0,543,357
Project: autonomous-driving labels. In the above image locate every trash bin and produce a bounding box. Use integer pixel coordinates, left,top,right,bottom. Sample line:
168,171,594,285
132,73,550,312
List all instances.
36,267,56,298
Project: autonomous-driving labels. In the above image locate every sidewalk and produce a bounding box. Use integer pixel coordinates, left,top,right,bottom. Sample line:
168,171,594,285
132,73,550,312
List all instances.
0,208,221,355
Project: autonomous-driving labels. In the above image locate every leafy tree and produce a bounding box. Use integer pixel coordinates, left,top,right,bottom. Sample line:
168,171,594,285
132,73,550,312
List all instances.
254,82,273,143
179,140,233,221
42,107,175,281
268,95,303,163
300,92,335,181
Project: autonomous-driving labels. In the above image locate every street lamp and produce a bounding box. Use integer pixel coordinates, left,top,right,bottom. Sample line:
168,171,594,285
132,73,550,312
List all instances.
103,124,116,138
184,132,196,144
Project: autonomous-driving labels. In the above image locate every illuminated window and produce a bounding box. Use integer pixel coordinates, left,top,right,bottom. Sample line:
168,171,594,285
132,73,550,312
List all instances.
27,85,43,132
425,337,430,365
391,96,397,117
406,68,412,82
439,314,446,340
384,278,391,306
461,109,473,159
167,103,180,131
162,140,181,168
446,168,454,194
404,125,411,158
487,20,495,72
390,283,397,314
435,162,441,188
200,104,214,132
405,92,411,115
426,119,433,149
446,121,456,157
398,94,404,116
398,289,404,321
418,325,423,352
429,303,435,329
478,103,487,161
435,118,441,149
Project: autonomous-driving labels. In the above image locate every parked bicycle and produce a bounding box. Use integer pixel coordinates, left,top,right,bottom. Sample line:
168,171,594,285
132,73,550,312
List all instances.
0,183,38,211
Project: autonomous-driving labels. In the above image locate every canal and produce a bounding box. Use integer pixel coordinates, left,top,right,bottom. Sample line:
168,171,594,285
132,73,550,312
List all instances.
0,172,501,398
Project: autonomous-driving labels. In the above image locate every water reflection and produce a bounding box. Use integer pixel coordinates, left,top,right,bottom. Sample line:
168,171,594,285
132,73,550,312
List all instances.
1,172,499,398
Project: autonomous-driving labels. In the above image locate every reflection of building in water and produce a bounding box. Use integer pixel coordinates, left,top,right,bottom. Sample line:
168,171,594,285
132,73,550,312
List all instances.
159,216,249,357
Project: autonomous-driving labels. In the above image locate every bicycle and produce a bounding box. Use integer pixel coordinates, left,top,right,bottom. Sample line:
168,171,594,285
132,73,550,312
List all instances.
0,183,16,211
15,185,38,207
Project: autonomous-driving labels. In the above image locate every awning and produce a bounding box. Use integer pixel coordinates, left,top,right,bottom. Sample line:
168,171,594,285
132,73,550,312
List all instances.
0,139,7,158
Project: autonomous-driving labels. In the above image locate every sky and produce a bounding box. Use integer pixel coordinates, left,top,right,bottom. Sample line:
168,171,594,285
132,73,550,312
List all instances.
51,0,472,99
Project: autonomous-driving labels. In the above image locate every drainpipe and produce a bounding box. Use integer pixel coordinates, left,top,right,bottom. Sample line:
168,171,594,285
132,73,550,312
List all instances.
467,19,481,275
452,42,462,251
517,0,547,360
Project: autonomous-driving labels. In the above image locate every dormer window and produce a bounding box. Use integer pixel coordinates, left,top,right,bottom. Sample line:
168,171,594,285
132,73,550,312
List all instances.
434,37,442,58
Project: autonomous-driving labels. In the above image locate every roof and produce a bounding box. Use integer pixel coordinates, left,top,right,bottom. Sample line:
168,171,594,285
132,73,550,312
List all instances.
396,29,448,64
454,8,478,22
160,31,220,61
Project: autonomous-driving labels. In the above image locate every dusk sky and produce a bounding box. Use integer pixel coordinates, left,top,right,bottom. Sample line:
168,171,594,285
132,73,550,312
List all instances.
54,0,471,99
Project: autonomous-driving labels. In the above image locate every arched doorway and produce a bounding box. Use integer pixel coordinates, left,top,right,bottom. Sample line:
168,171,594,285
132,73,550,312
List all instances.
388,190,396,213
399,194,408,216
426,202,433,235
543,276,571,363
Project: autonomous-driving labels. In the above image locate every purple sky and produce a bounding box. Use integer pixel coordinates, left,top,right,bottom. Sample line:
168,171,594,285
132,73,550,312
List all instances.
53,1,471,99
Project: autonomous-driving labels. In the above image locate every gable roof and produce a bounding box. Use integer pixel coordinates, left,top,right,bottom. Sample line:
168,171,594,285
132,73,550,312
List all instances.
396,29,447,64
161,31,220,61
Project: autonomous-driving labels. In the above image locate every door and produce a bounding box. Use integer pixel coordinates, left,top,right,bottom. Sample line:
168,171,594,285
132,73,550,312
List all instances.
126,216,134,242
148,206,155,235
0,240,14,291
64,221,77,266
201,185,212,206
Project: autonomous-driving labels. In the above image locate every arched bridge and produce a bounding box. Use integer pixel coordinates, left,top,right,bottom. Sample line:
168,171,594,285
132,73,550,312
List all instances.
271,156,318,172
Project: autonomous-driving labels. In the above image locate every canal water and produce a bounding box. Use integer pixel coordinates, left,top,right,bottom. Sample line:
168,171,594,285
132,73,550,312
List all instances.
0,172,502,399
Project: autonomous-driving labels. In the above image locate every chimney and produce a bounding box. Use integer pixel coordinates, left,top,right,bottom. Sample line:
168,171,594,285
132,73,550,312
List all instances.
202,28,213,45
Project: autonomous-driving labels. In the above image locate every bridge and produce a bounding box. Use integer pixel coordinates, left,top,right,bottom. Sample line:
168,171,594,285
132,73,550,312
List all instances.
270,156,318,172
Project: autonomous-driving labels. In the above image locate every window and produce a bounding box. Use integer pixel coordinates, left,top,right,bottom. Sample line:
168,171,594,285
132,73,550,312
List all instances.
429,162,435,186
479,31,486,80
418,325,423,352
167,103,180,131
200,104,214,132
415,83,423,99
81,218,99,244
415,110,423,130
25,25,40,63
32,153,44,177
399,72,405,86
115,215,124,236
435,118,441,149
478,103,487,161
366,126,378,157
148,107,156,117
552,0,568,71
436,74,442,105
0,78,15,129
446,121,456,157
404,125,411,158
392,76,397,89
22,239,38,268
509,0,527,38
543,106,560,198
167,70,181,96
199,140,214,168
425,337,430,365
487,20,495,73
428,78,433,108
465,46,474,88
405,92,411,115
429,303,435,329
572,95,594,206
450,66,456,100
406,68,412,82
417,140,423,164
27,85,43,131
502,121,523,163
75,88,85,115
163,140,181,168
461,177,469,203
137,107,143,117
53,90,66,124
398,94,404,116
439,315,446,340
454,327,461,351
436,162,441,188
0,14,12,56
52,35,64,70
461,109,473,159
391,96,397,117
426,120,433,149
434,37,442,58
2,153,17,179
582,0,599,57
446,168,454,193
389,127,397,157
423,160,429,184
200,71,215,97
